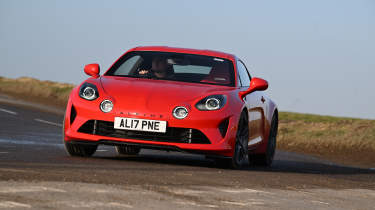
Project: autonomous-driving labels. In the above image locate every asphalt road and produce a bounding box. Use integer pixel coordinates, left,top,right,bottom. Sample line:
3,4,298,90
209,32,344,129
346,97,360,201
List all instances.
0,100,374,210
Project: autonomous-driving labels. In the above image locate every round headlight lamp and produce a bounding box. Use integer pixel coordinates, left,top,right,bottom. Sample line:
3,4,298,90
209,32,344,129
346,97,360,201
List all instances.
100,100,113,113
79,83,99,101
195,95,226,111
82,86,96,100
173,106,188,119
205,98,221,110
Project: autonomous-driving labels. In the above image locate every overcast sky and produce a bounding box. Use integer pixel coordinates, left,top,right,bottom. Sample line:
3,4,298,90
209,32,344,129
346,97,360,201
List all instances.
0,0,374,119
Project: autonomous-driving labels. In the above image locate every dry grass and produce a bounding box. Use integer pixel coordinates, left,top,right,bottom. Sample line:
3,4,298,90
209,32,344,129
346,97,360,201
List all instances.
278,112,375,167
1,76,374,166
0,76,74,108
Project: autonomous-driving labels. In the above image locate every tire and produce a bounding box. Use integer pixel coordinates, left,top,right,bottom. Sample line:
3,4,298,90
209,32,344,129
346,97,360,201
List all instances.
249,114,278,167
115,145,141,156
62,117,97,157
215,112,249,169
64,141,98,157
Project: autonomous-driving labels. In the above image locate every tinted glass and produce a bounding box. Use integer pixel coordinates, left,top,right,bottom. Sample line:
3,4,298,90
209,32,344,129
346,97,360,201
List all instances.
105,51,235,86
237,60,251,87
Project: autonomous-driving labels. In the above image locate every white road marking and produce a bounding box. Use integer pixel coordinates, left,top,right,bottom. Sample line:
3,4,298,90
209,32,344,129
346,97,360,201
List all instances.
174,201,218,208
0,152,8,154
94,189,111,193
67,201,133,208
107,202,133,208
222,200,265,206
311,200,330,205
217,188,273,194
34,118,62,127
0,108,17,115
0,138,63,147
96,150,108,152
0,201,31,208
169,189,204,195
0,168,31,173
0,186,66,193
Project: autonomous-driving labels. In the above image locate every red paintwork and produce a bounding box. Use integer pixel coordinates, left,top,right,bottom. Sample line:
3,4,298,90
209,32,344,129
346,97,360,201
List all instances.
239,77,268,99
64,46,278,157
84,63,100,78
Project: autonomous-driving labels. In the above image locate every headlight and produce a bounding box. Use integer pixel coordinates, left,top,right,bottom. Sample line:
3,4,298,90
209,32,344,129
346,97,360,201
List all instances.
196,95,226,111
79,83,99,100
173,106,188,119
100,100,113,113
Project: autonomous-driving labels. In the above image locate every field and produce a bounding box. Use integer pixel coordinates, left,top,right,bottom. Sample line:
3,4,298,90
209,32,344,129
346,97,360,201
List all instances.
1,76,374,167
0,76,74,108
278,112,375,167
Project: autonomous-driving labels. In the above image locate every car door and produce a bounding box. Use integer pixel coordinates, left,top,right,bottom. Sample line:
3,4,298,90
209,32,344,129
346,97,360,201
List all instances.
237,60,265,147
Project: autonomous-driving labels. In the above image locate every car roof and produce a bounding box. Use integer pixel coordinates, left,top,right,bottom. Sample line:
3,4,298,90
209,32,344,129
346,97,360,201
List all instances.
129,46,236,61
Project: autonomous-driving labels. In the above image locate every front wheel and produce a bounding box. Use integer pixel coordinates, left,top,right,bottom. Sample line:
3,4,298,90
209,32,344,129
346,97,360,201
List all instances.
215,112,249,169
249,114,278,167
62,117,97,157
64,141,98,157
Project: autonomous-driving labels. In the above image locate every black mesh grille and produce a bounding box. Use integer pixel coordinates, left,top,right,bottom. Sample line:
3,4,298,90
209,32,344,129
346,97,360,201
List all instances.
218,118,229,138
78,120,211,144
70,105,77,124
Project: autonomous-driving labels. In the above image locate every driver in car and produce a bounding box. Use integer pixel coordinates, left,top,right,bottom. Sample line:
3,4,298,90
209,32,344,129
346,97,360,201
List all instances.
138,56,174,79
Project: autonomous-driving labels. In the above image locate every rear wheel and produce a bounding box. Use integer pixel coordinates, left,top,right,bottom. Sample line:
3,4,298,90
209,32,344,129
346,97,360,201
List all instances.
64,141,98,157
115,145,141,156
249,114,278,167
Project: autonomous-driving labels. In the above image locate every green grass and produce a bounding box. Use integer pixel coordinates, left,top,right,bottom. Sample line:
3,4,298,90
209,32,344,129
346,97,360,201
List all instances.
279,112,357,123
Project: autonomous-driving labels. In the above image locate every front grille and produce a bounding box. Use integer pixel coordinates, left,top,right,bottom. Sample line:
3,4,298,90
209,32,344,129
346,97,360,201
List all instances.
78,120,211,144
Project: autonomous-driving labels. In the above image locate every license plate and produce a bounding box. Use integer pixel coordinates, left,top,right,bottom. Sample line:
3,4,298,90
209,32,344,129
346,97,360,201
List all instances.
114,117,167,133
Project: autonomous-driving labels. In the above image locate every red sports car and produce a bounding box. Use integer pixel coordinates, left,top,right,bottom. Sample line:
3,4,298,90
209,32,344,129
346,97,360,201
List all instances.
63,46,278,169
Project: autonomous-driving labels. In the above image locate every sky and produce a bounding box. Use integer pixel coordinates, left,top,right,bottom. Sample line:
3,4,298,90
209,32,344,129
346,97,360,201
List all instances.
0,0,374,119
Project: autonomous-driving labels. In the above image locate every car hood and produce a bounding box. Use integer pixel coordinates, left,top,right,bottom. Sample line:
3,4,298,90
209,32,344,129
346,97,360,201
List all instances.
100,76,233,114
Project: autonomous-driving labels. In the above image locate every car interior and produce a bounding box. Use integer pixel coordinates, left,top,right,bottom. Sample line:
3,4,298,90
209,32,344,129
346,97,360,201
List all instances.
108,52,234,86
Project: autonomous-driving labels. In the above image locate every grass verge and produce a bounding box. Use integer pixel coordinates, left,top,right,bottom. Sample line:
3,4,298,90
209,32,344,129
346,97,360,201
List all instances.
278,112,375,167
0,76,74,108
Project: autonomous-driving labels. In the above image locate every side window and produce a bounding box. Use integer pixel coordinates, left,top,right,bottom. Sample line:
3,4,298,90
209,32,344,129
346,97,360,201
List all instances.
237,60,251,87
242,60,252,81
113,55,143,76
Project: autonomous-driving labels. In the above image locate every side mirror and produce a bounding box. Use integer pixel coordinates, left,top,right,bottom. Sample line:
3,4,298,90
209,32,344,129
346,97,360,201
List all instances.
239,77,268,99
84,63,100,78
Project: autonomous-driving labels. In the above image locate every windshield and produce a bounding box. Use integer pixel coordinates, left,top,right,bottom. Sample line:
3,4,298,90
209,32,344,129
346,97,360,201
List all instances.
105,51,235,86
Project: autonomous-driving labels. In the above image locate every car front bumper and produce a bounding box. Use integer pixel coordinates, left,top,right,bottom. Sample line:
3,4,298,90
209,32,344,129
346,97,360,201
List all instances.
64,96,240,157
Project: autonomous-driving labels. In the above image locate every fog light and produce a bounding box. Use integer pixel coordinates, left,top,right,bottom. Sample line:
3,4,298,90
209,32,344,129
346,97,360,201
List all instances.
173,106,188,119
100,100,113,113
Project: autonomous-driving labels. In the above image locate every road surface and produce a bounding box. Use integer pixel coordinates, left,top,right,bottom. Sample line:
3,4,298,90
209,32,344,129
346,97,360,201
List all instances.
0,100,374,209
